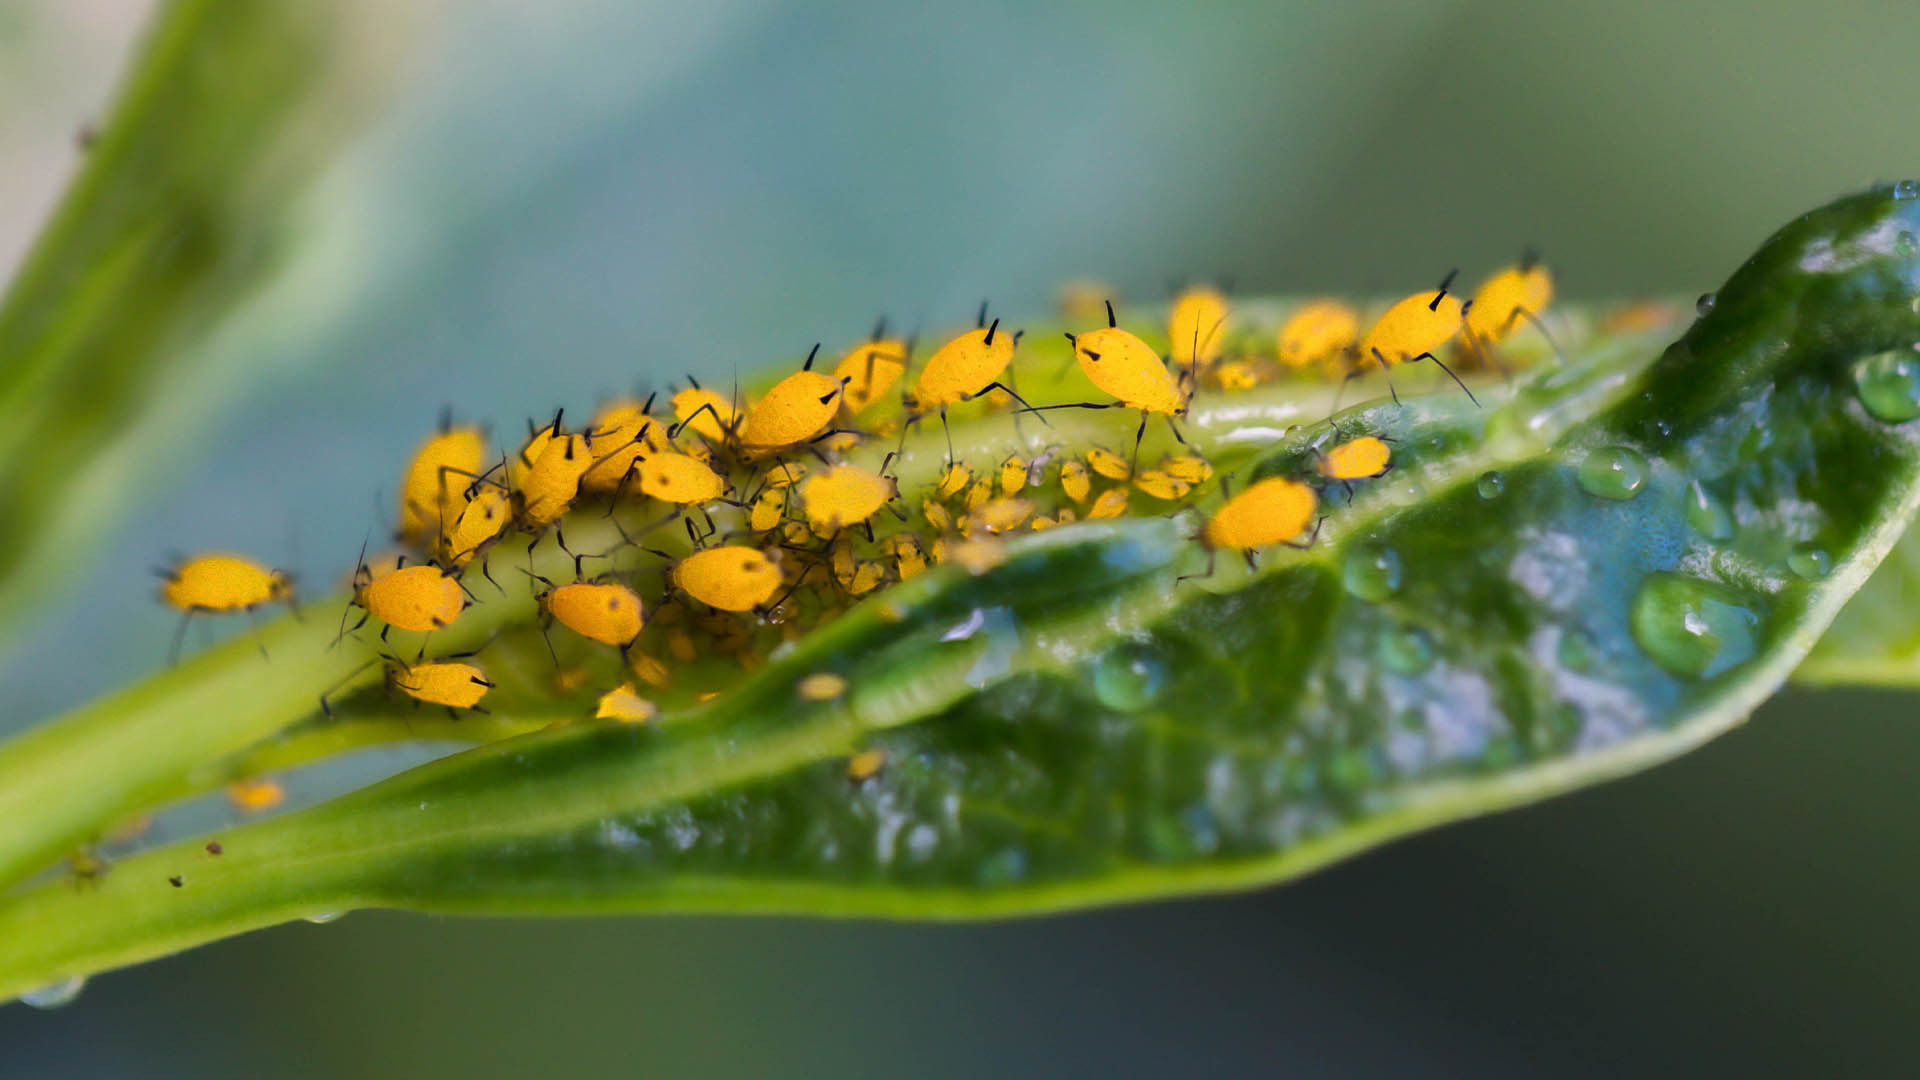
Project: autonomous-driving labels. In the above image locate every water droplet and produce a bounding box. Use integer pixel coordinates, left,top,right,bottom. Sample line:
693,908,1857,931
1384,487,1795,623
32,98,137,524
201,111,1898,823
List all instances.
303,911,344,925
1557,628,1594,672
19,976,85,1009
1787,544,1832,580
1378,624,1435,675
1897,231,1917,258
1630,572,1763,679
975,847,1028,887
1342,545,1403,602
1853,349,1920,422
1895,179,1919,200
1576,447,1649,501
1684,479,1734,540
1091,640,1168,711
1695,292,1717,317
1476,472,1505,500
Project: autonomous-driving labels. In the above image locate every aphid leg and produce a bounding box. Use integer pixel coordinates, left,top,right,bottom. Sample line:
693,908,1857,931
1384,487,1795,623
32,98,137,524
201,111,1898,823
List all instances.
318,656,382,719
1164,414,1188,445
670,401,725,441
1342,480,1355,505
1517,307,1567,365
1411,351,1479,408
243,605,271,661
1175,549,1218,584
1369,348,1402,407
940,406,955,467
1129,410,1148,477
167,608,200,666
1461,325,1511,385
972,382,1052,427
1284,516,1327,550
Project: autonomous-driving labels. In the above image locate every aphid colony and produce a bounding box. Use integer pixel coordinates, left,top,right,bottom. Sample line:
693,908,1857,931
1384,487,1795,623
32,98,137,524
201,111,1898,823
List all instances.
158,259,1557,739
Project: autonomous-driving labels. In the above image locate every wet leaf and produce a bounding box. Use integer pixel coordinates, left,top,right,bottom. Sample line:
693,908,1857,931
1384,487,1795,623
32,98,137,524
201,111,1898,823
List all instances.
4,187,1920,998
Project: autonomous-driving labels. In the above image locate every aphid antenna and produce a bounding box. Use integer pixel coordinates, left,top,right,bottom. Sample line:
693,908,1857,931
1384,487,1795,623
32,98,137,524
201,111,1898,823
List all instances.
317,656,385,720
871,314,889,341
976,300,989,328
335,531,375,647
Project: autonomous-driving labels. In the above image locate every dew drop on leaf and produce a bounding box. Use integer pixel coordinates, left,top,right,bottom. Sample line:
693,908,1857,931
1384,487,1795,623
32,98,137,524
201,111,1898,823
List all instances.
1684,479,1734,540
1629,572,1763,679
1787,544,1832,580
1576,447,1649,500
1341,545,1403,603
1695,292,1717,317
1377,625,1435,675
1476,471,1505,500
1895,178,1919,200
19,976,85,1009
1091,640,1168,711
1853,348,1920,422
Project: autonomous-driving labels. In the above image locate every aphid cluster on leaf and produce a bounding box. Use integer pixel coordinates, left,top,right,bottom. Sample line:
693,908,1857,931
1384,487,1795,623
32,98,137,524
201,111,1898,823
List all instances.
157,268,1559,726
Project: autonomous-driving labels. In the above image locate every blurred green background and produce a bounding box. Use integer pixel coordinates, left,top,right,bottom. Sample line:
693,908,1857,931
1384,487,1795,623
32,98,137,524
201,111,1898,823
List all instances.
5,0,1920,1074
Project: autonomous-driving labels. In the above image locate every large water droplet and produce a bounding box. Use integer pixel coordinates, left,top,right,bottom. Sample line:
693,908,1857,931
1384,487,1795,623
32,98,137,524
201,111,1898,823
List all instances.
1577,447,1648,500
1476,471,1506,500
19,976,86,1009
1684,479,1734,540
1896,179,1919,200
1853,349,1920,422
1630,572,1763,679
1787,544,1832,580
1342,545,1403,602
1557,628,1594,672
303,911,344,925
1378,624,1435,675
1092,640,1168,711
1695,292,1717,317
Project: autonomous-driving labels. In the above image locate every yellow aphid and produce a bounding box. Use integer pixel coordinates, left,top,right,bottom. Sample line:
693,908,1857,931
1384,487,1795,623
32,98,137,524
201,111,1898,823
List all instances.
945,537,1007,575
971,497,1034,534
1134,470,1191,500
675,546,782,612
801,465,894,529
761,461,807,489
832,543,858,584
1060,460,1092,503
1162,455,1213,484
738,354,843,456
817,431,863,455
629,652,672,689
225,777,285,815
798,671,849,701
780,521,814,547
890,535,928,578
1277,300,1360,369
833,337,910,415
1320,436,1392,481
633,452,726,505
848,561,886,596
749,488,787,532
441,485,511,566
1029,514,1057,531
935,462,973,499
1466,256,1553,345
399,425,485,542
160,553,292,614
909,321,1016,409
923,499,954,532
1168,285,1229,369
1213,359,1262,391
1086,446,1131,480
999,455,1028,494
668,630,698,663
964,478,994,512
671,383,737,443
391,659,493,710
1359,274,1465,366
1056,508,1077,525
508,415,562,490
1057,280,1117,320
1088,488,1129,519
357,563,465,633
518,431,595,527
846,747,886,782
580,398,668,494
930,537,950,565
1068,324,1183,414
1204,477,1317,551
595,683,655,723
542,581,645,648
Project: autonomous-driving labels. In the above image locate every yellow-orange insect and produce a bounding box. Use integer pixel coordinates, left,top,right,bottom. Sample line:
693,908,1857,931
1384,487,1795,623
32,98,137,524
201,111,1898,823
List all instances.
673,546,783,613
1168,284,1229,370
902,304,1038,461
737,345,846,458
346,555,466,641
397,416,486,543
800,464,895,532
1277,300,1360,371
1187,475,1320,578
833,319,910,416
1354,270,1476,407
1042,301,1192,469
533,577,645,655
157,552,296,663
1466,251,1554,347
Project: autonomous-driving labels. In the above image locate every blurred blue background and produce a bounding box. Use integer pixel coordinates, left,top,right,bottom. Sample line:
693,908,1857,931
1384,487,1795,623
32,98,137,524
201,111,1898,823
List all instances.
5,0,1920,1074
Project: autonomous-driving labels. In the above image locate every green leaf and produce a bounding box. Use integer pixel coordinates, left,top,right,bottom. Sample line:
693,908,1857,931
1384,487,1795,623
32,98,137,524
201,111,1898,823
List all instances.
4,186,1920,998
0,0,403,639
